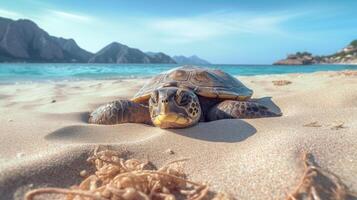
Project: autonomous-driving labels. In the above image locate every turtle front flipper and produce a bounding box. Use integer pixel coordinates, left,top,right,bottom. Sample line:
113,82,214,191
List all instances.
207,100,282,121
88,100,152,125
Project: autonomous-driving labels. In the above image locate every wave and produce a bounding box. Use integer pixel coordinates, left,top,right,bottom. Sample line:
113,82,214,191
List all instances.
0,63,356,83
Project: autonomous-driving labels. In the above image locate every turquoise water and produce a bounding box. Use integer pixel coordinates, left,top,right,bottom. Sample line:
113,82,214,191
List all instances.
0,63,356,83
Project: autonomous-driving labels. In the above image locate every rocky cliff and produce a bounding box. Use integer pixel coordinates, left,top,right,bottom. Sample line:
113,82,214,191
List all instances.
321,40,357,64
274,52,317,65
274,40,357,65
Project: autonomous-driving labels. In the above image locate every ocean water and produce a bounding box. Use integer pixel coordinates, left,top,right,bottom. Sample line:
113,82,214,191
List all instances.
0,63,356,83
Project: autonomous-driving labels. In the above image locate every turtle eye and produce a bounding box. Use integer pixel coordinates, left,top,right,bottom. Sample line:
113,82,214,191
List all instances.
176,93,190,106
150,91,159,104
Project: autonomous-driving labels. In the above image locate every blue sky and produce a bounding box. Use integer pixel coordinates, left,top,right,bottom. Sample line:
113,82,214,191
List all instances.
0,0,356,64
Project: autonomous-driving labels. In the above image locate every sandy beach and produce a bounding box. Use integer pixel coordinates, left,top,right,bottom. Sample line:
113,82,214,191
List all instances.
0,70,357,199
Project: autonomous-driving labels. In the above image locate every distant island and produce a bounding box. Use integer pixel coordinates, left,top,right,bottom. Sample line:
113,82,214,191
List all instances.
274,40,357,65
0,17,209,64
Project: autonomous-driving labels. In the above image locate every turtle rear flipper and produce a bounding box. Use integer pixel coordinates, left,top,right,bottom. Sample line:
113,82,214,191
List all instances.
89,100,152,125
207,100,282,121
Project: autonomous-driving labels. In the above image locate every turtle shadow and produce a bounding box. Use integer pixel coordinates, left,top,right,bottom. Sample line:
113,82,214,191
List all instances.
169,119,257,143
168,96,281,143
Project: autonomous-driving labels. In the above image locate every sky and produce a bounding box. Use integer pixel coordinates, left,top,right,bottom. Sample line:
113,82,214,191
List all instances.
0,0,356,64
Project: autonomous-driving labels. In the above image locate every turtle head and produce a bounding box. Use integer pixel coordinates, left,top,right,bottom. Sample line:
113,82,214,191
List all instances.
149,87,201,129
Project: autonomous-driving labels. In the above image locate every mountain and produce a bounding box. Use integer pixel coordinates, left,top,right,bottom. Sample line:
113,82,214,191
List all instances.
0,17,93,62
52,37,93,62
146,52,176,64
0,16,202,64
89,42,150,63
173,55,210,65
274,40,357,65
88,43,176,64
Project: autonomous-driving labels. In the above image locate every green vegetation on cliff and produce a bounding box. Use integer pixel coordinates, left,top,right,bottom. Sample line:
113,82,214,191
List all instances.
350,40,357,47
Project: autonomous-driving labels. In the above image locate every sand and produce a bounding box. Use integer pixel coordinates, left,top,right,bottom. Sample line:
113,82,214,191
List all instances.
0,70,357,200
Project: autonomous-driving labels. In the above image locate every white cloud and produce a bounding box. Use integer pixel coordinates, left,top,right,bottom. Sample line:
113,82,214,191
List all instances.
0,9,25,19
0,8,93,24
0,6,309,60
148,11,304,44
47,10,93,22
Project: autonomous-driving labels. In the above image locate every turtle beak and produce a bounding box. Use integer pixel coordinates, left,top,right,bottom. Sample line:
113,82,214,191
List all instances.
154,97,190,127
153,113,190,127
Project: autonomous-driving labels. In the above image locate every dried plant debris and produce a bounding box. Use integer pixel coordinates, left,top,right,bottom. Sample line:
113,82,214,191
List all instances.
164,149,175,155
286,153,357,200
330,71,357,77
303,121,322,128
304,121,347,130
330,122,346,130
212,192,233,200
25,147,227,200
272,80,292,86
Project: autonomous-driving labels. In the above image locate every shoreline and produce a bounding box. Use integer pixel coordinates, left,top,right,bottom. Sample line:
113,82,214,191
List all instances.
0,69,356,86
1,70,357,199
1,63,357,86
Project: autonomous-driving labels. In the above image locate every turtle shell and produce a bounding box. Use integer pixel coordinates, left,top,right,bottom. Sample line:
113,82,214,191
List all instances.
131,65,253,103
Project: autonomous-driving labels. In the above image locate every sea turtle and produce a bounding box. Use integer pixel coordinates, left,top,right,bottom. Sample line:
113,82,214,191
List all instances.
89,66,281,128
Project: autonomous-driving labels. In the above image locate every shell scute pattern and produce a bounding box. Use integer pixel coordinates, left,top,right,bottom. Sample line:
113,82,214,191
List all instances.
166,69,190,82
132,65,253,102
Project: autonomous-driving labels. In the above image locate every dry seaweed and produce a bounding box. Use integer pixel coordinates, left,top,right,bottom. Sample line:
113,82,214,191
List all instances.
25,147,210,200
272,80,292,86
330,71,357,77
330,122,346,130
303,121,322,128
286,153,357,200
